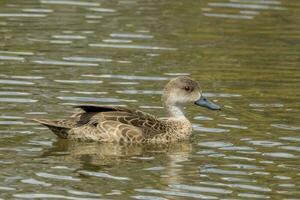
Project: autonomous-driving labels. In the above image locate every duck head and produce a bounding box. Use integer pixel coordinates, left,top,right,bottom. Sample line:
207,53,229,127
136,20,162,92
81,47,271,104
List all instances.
162,76,220,118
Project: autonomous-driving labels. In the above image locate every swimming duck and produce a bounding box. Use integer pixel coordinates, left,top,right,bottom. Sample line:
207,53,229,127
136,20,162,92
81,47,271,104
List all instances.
34,76,220,143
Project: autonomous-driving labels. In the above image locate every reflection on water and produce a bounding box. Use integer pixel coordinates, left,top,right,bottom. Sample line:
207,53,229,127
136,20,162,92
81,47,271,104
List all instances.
0,0,300,199
44,140,192,167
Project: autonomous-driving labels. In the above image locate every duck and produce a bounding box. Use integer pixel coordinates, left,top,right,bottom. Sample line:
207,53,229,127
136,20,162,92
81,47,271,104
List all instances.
33,76,220,143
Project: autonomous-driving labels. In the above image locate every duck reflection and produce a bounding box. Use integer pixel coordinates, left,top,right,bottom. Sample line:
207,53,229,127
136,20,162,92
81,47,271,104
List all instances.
42,140,193,168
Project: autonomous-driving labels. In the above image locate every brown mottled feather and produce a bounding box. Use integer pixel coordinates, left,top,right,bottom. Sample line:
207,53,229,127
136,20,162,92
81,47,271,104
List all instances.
33,105,172,143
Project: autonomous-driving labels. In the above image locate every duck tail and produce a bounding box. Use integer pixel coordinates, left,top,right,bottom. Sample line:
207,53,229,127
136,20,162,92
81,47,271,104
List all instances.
31,118,71,139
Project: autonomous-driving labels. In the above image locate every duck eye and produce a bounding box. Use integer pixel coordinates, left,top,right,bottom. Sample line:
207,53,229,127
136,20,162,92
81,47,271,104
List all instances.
184,86,191,92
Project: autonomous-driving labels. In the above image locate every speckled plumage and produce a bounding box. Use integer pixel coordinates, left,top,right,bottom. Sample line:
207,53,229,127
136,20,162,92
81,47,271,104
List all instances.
33,76,219,144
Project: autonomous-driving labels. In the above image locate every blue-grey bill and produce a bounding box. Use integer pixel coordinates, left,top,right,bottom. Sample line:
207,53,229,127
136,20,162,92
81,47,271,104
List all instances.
195,96,221,110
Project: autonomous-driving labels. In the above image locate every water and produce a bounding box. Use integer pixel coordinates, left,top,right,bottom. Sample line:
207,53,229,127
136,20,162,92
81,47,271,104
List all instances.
0,0,299,199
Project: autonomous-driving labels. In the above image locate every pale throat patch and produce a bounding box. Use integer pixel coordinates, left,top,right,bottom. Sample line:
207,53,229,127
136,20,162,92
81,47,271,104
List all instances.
164,90,202,118
167,105,186,118
170,92,202,118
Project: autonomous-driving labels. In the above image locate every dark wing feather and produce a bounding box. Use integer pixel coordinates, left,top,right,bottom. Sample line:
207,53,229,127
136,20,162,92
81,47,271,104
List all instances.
74,105,121,113
75,105,159,122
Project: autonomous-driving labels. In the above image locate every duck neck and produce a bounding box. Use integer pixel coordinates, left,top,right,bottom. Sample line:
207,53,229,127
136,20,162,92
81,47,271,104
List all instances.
165,104,187,119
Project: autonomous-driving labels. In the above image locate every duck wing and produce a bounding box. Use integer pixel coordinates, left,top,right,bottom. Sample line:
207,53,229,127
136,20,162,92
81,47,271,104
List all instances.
34,105,167,143
74,105,167,136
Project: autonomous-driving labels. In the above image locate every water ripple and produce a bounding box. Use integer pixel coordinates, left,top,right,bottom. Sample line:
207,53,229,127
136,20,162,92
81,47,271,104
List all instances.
0,50,34,55
116,90,162,95
10,75,44,80
21,178,52,187
238,193,270,199
79,170,130,180
22,8,53,13
249,103,284,108
60,91,107,95
103,39,132,43
204,93,241,98
57,96,121,103
66,189,102,197
33,60,99,67
36,172,81,181
0,13,47,17
63,56,112,63
170,184,232,194
221,177,256,183
0,186,16,191
82,74,168,81
13,193,102,200
220,146,255,151
0,91,31,96
249,140,283,147
193,125,230,133
131,195,168,200
0,98,37,103
110,33,153,39
279,146,300,152
194,116,214,121
54,80,103,84
223,164,263,170
110,81,139,85
164,72,190,76
240,10,260,15
0,55,24,61
85,15,103,19
200,168,249,175
204,13,253,20
144,166,165,171
208,2,286,10
49,40,73,44
218,123,248,129
40,0,100,7
0,79,34,85
88,8,117,13
271,124,300,131
198,141,233,148
230,183,271,192
230,0,282,5
89,43,177,51
135,188,218,199
52,35,86,40
0,115,23,119
263,152,297,158
279,137,300,142
225,155,256,161
204,0,285,20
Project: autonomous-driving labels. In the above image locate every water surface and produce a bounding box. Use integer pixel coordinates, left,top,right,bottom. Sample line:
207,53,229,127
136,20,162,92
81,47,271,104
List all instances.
0,0,299,199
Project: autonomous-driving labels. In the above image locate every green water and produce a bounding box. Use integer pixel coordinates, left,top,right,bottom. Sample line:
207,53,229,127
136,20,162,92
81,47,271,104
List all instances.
0,0,299,199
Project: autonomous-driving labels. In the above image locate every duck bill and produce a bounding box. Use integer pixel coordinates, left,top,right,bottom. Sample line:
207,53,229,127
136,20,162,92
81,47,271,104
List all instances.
195,96,221,110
